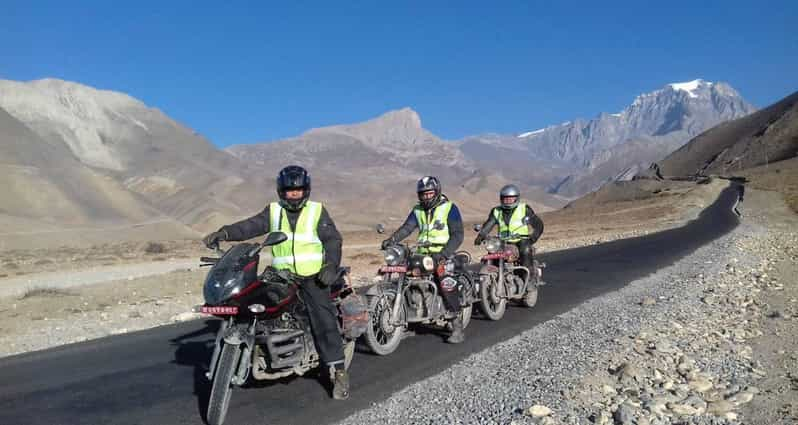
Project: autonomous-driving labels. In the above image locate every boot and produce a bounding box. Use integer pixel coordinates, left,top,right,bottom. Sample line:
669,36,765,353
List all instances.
446,315,465,344
331,367,350,400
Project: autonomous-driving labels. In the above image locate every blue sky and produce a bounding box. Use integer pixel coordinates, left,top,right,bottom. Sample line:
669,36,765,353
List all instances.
2,1,796,146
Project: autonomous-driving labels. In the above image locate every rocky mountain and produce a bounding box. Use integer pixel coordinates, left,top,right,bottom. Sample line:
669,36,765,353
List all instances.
0,79,272,235
226,108,565,225
459,80,757,197
0,79,563,246
655,90,798,177
0,76,764,249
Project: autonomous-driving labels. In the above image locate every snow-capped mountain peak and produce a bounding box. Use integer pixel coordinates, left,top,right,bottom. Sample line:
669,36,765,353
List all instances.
668,79,712,98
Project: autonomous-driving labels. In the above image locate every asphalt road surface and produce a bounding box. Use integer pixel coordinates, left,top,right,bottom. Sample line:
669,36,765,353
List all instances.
0,184,741,425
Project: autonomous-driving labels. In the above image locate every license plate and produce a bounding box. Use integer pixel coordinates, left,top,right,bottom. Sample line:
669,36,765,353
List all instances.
379,265,407,273
200,306,239,315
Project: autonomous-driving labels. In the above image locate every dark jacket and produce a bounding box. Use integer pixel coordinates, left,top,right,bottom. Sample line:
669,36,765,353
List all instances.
219,202,343,284
389,196,464,257
477,204,544,244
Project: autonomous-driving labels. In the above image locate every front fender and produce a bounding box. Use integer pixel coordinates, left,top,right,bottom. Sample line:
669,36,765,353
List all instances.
366,281,399,298
222,323,254,348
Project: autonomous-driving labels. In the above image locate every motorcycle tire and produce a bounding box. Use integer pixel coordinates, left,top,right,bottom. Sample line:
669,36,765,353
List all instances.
343,339,355,370
206,343,242,425
522,287,539,308
363,293,404,356
478,273,507,321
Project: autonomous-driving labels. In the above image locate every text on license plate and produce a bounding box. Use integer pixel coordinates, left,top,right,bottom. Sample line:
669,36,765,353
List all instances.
379,266,407,273
201,306,239,315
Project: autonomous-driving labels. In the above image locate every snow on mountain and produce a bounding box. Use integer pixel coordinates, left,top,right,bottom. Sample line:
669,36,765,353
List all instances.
669,79,707,98
459,80,757,196
518,129,545,138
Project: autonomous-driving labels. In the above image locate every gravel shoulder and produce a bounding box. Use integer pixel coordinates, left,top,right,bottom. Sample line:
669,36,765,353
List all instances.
336,187,797,425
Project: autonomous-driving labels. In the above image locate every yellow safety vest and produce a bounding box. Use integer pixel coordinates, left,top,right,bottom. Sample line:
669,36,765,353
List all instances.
269,201,324,276
414,201,453,253
493,202,529,243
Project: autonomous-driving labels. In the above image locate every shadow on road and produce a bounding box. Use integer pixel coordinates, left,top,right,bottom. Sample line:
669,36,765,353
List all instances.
170,319,220,422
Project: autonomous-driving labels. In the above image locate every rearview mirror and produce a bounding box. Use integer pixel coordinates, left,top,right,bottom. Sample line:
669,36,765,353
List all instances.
376,224,385,234
263,232,288,246
473,224,482,232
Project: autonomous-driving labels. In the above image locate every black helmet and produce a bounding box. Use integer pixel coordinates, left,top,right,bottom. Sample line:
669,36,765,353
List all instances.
499,184,520,210
417,176,442,210
277,165,311,211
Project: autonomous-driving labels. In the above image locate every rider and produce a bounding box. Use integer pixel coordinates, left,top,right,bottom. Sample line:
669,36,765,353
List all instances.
380,176,466,344
201,165,350,400
474,184,544,273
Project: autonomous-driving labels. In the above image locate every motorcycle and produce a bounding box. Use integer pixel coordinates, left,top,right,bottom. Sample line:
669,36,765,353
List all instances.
362,223,477,355
473,217,546,321
197,232,368,425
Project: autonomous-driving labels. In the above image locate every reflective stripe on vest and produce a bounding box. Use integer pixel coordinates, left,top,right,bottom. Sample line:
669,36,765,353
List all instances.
269,201,324,276
414,201,453,253
493,202,529,242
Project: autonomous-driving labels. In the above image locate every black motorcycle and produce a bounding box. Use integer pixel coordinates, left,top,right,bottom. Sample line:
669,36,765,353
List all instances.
197,232,368,425
362,224,477,355
473,217,546,320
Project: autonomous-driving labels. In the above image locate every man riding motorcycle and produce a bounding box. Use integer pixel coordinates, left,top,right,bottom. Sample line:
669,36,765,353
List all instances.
380,176,466,343
474,184,544,271
201,165,350,400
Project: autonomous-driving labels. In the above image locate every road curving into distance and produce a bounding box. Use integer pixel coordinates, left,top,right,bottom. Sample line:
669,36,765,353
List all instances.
0,183,741,425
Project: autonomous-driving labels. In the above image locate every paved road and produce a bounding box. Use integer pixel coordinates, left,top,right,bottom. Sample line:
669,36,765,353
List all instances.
0,184,741,425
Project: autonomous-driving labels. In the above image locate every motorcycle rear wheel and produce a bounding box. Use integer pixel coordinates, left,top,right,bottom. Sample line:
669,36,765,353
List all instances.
363,293,404,356
206,343,242,425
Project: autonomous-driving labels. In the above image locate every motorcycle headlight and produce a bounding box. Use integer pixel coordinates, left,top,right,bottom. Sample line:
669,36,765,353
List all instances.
422,256,435,271
485,238,501,253
384,246,403,266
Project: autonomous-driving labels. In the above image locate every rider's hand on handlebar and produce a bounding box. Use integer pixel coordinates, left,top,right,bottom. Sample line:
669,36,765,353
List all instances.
202,230,227,249
473,235,484,246
381,237,395,250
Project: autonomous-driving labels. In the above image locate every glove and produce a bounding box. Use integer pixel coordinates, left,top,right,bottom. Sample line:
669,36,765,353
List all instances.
474,235,484,246
202,230,227,248
381,237,396,250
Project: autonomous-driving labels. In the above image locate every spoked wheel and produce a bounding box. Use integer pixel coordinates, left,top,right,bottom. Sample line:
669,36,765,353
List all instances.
206,343,242,425
363,292,404,356
479,273,507,320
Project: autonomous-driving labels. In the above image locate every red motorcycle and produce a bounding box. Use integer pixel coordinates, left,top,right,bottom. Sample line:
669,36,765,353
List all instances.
197,232,368,425
473,217,546,321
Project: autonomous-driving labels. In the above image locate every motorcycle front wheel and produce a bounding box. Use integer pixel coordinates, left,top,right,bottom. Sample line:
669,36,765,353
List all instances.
206,343,242,425
522,287,539,308
343,339,355,370
363,292,404,356
479,273,507,320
